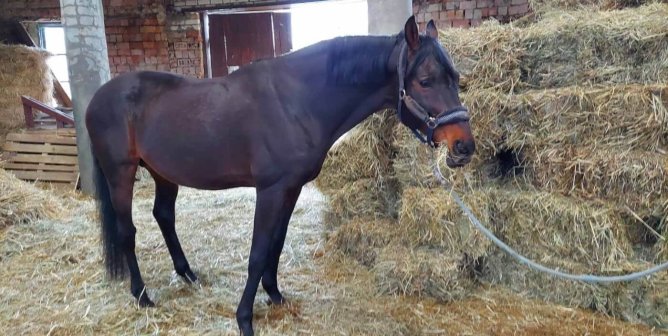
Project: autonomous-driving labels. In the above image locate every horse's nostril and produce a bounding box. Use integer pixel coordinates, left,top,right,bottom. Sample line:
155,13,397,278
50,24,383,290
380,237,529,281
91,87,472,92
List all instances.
455,140,467,154
455,140,474,156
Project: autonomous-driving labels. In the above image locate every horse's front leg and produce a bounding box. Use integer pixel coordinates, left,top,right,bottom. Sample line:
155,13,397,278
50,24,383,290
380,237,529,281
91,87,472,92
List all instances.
262,187,301,305
236,184,301,336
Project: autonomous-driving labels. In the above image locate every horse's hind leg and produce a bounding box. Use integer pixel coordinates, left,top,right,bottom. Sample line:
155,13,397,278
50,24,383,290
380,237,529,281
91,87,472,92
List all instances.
105,160,154,306
149,170,198,283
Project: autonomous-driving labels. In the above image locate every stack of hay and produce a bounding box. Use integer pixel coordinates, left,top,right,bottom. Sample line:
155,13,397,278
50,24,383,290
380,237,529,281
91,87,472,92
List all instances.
316,2,668,329
0,168,65,229
0,43,53,135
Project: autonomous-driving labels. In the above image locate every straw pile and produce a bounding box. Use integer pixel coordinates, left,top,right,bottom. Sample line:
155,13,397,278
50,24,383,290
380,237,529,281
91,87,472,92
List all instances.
316,2,668,330
0,168,65,229
0,43,53,132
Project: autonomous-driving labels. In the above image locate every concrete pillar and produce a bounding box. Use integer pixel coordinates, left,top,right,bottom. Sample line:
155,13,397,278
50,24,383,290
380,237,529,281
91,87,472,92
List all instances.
368,0,413,35
60,0,110,195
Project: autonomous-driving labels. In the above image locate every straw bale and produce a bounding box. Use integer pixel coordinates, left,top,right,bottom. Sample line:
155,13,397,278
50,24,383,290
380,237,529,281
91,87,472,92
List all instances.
525,146,668,212
314,110,398,193
373,244,476,302
0,168,66,228
328,218,399,266
502,85,668,152
488,187,632,268
321,177,398,228
440,21,523,93
0,43,53,132
397,186,492,259
529,0,666,13
441,4,668,92
521,5,668,89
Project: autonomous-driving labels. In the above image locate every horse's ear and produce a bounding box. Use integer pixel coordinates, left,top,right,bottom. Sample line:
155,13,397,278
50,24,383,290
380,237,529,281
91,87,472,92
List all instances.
426,20,438,39
404,16,420,51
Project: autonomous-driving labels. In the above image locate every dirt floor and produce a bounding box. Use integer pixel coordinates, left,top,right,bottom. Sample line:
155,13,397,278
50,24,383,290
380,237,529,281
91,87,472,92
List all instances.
0,181,666,335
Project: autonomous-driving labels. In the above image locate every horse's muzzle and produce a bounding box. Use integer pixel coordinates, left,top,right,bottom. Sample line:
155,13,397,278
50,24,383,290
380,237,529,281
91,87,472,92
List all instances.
446,139,475,168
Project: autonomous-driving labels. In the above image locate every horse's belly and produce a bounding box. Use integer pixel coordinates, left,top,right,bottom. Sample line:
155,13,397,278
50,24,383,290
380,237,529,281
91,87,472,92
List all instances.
137,133,254,190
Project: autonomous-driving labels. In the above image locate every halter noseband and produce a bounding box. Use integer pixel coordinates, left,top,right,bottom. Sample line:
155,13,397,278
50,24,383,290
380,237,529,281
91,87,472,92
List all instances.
396,42,470,147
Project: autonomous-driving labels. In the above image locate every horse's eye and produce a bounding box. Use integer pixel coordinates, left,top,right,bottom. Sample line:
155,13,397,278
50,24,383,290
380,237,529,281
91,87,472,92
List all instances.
419,79,431,88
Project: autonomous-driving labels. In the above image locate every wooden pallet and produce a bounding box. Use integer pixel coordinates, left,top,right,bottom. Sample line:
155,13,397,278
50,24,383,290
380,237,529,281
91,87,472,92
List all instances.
1,131,79,185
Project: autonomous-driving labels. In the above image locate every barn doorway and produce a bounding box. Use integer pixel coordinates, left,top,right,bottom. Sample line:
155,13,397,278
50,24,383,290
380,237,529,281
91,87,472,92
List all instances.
203,0,367,78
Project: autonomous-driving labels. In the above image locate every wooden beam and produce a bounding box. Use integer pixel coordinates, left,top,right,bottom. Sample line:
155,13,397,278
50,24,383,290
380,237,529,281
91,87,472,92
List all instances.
6,133,77,145
3,142,78,155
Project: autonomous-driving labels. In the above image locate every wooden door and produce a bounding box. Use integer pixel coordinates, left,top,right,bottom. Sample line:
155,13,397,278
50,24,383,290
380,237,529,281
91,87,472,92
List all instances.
208,12,292,77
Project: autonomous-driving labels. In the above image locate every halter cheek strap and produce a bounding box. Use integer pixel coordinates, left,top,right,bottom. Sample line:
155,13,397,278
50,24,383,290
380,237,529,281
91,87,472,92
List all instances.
396,42,470,147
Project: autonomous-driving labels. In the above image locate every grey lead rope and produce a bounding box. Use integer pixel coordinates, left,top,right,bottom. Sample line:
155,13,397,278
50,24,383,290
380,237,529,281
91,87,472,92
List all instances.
431,151,668,283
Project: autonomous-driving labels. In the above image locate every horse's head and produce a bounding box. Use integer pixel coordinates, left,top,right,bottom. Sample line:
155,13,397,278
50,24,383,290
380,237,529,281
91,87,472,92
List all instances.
396,16,475,168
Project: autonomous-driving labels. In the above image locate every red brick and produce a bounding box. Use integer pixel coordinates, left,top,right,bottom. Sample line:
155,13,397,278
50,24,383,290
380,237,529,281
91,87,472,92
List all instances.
509,3,529,15
438,19,452,28
460,0,476,9
481,8,490,16
130,41,142,49
145,49,158,57
489,7,498,16
447,10,458,18
452,19,470,28
477,0,491,7
455,10,465,18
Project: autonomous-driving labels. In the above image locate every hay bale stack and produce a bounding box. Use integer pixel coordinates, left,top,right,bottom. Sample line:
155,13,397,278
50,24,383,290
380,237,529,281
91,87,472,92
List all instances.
0,169,65,228
0,44,53,132
397,187,491,259
373,244,476,302
441,4,668,92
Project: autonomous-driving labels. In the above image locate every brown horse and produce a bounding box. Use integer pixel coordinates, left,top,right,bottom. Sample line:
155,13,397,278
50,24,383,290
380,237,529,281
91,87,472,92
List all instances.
86,17,475,335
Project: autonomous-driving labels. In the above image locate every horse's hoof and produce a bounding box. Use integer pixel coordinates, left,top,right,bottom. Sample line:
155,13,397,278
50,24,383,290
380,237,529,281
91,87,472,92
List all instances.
138,296,155,308
179,269,199,285
265,295,286,306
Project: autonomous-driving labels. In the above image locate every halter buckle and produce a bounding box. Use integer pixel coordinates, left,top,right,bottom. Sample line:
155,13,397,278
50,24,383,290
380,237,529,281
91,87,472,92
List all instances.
399,89,406,99
426,117,438,129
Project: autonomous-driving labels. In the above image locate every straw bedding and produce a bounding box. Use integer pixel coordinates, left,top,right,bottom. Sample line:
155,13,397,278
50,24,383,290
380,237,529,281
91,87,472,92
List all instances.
0,43,53,132
3,180,659,334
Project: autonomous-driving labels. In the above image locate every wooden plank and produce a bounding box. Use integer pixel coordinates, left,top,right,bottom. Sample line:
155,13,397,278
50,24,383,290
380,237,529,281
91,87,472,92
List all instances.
8,170,78,183
6,133,77,145
25,128,76,136
10,153,79,165
2,163,78,172
3,142,78,155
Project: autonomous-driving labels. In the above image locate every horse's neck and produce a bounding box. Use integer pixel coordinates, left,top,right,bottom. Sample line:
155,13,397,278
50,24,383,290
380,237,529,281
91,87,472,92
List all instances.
327,82,396,142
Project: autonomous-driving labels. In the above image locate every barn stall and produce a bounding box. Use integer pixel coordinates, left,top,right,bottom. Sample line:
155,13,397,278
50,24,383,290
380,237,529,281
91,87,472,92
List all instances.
0,0,667,335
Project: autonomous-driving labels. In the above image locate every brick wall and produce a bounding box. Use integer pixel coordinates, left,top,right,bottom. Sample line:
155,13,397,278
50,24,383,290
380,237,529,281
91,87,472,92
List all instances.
0,0,203,78
413,0,530,29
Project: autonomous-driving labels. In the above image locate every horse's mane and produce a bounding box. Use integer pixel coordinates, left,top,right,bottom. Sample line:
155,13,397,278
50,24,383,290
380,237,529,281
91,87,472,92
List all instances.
326,35,400,86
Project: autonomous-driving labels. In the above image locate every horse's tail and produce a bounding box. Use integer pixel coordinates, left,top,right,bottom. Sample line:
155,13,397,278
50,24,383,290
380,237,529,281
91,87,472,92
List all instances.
93,156,127,279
